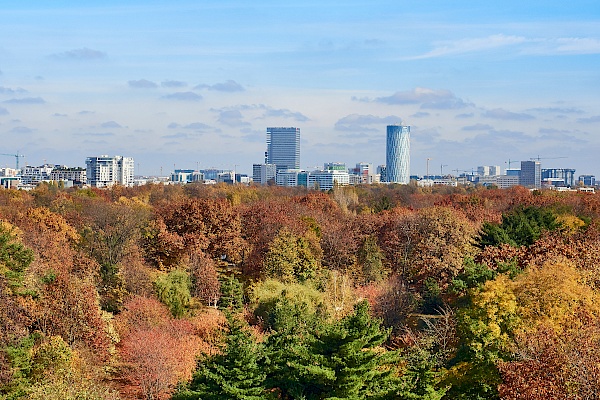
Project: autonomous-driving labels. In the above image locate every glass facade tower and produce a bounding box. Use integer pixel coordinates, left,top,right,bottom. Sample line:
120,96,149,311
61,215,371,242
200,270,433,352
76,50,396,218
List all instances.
386,125,410,184
266,127,300,171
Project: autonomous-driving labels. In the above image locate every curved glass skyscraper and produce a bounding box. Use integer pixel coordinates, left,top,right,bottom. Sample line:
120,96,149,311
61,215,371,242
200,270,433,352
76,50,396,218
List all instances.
386,125,410,184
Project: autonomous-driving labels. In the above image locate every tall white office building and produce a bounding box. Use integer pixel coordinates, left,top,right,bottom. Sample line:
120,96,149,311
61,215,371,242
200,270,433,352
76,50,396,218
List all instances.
386,125,410,184
266,127,300,171
86,155,134,187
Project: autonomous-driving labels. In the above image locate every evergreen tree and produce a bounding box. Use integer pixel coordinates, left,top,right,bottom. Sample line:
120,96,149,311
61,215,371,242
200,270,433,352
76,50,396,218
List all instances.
263,296,324,399
218,275,244,313
269,301,403,400
174,314,272,400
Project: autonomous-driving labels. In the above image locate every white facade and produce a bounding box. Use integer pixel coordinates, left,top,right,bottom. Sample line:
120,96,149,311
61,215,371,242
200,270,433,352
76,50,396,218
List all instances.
20,165,54,185
308,170,349,191
252,163,277,184
50,167,86,185
86,155,134,187
489,165,501,176
276,169,303,187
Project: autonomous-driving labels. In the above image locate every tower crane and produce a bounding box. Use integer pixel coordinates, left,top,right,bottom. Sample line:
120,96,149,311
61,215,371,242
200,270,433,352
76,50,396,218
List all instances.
0,151,25,170
505,159,518,169
530,156,567,161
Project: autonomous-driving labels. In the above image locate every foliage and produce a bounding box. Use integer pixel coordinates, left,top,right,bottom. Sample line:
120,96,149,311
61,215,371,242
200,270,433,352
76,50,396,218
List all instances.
250,279,326,328
263,228,318,283
267,301,406,399
117,296,203,400
356,235,387,285
478,206,561,248
174,314,272,400
154,269,192,318
218,275,244,313
0,222,34,294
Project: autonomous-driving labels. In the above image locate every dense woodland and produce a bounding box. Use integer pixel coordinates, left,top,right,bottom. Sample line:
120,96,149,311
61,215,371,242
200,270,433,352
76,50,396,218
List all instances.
1,181,600,399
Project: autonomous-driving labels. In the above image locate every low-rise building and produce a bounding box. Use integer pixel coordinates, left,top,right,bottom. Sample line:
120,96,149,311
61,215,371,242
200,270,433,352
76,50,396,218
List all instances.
50,166,86,185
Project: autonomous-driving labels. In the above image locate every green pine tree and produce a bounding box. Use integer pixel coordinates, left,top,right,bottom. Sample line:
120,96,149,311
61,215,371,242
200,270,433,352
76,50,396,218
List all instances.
174,314,272,400
269,301,403,400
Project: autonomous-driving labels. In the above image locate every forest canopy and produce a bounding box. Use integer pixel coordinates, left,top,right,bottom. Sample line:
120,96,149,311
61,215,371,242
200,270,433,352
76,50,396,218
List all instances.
1,182,599,399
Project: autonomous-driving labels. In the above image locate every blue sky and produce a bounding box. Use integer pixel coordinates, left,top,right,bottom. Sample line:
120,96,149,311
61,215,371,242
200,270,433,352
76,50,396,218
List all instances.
1,1,599,176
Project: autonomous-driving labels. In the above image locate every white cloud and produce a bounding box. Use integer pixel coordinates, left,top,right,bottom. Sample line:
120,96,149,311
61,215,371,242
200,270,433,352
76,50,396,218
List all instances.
408,34,526,59
50,47,107,60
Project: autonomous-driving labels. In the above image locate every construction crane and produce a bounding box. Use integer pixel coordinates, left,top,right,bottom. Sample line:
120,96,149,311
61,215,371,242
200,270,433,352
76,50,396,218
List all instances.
530,156,567,161
505,159,518,169
440,164,448,176
0,151,25,170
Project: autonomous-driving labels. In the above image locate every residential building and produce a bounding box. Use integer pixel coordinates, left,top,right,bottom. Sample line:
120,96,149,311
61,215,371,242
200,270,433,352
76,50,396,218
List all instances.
477,166,490,176
252,163,277,185
20,164,54,185
542,168,576,187
520,160,541,189
489,165,501,176
50,166,87,185
266,127,300,171
86,155,134,188
386,125,410,184
579,175,596,186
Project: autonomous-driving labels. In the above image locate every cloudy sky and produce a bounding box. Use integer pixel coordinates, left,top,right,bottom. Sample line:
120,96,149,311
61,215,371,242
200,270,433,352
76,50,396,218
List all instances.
1,1,599,176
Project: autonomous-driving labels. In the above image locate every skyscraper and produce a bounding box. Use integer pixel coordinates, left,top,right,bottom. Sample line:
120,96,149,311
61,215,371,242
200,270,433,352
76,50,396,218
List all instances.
520,160,541,189
266,127,300,171
386,125,410,184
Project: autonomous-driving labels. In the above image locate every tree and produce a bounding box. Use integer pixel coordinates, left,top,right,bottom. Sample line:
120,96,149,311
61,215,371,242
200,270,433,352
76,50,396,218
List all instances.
263,228,318,284
174,314,272,400
478,206,561,248
154,269,192,318
189,251,220,307
117,297,202,400
356,235,386,285
218,275,244,313
267,300,427,400
0,222,34,295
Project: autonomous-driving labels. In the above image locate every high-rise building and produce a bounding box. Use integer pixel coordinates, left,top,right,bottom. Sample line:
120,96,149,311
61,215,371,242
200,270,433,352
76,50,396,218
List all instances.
520,160,541,189
266,127,300,171
252,163,277,184
386,125,410,184
86,155,134,187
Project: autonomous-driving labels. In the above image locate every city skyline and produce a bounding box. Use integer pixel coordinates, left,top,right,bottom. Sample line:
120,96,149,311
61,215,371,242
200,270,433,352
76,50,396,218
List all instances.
1,1,599,176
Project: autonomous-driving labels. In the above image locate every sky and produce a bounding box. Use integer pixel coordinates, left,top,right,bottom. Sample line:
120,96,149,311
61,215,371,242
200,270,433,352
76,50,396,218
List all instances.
1,1,599,177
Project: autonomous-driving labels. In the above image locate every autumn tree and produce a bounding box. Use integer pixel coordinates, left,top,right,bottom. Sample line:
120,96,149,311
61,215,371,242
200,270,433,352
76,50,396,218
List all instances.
262,228,318,284
117,296,202,400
